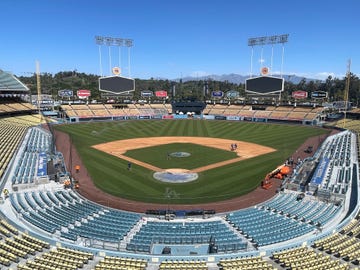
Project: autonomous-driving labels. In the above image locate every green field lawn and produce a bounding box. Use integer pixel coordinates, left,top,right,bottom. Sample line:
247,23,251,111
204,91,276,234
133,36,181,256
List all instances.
55,120,329,204
125,143,238,170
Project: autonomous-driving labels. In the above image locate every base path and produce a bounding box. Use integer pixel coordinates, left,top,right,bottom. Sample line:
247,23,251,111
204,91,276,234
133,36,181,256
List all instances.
92,136,275,173
53,130,333,213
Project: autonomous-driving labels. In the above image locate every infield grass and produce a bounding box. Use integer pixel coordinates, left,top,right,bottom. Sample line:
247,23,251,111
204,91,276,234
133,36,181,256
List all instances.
55,120,329,204
125,143,238,170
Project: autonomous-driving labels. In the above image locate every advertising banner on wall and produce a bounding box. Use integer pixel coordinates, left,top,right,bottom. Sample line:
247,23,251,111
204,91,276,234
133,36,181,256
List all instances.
173,115,188,119
292,91,308,99
311,91,328,99
126,116,138,120
58,89,73,98
113,116,126,120
77,89,91,99
37,152,47,177
211,91,224,98
226,90,239,99
203,115,215,120
155,90,167,98
226,116,241,121
141,90,153,97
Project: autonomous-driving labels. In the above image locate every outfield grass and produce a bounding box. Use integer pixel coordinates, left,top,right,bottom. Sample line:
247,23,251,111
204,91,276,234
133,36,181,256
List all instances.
55,120,329,204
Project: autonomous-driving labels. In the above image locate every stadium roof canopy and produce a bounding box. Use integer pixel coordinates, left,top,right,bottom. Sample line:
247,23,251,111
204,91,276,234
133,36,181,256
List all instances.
0,69,29,92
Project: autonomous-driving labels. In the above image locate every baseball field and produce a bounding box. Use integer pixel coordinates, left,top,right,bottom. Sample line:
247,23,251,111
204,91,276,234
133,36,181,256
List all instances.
54,119,329,204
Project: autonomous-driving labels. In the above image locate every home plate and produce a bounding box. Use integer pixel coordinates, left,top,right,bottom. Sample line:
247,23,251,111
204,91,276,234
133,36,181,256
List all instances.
153,169,198,183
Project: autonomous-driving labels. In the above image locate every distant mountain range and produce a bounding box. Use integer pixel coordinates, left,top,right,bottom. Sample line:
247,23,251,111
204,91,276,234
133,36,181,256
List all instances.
179,73,319,84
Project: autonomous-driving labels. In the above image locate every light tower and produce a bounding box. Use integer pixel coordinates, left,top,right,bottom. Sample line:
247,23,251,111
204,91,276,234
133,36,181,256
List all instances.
343,59,351,129
95,36,135,96
95,35,134,77
247,34,289,78
95,36,104,76
124,39,133,77
36,60,41,114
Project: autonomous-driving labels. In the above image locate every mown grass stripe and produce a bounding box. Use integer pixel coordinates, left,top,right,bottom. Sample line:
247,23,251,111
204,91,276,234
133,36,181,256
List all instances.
55,120,329,204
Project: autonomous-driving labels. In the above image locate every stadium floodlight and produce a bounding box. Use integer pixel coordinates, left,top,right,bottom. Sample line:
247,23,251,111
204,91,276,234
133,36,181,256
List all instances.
95,36,105,76
279,34,289,43
114,38,124,46
268,35,278,44
104,37,114,46
247,34,289,47
95,35,134,77
94,36,133,48
124,39,133,47
247,38,257,47
259,36,267,46
247,34,289,80
95,36,104,45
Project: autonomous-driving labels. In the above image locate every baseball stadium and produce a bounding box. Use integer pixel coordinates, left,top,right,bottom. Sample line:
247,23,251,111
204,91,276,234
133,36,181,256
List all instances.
0,68,360,270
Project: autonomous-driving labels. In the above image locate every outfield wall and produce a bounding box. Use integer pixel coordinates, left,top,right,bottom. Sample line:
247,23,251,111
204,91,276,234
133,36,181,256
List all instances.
67,113,319,126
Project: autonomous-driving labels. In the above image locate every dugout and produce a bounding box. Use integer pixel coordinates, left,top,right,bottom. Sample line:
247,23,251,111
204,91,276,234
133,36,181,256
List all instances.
171,101,206,115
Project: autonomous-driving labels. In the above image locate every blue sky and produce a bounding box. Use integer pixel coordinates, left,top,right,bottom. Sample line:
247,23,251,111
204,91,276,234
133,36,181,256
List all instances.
1,0,359,80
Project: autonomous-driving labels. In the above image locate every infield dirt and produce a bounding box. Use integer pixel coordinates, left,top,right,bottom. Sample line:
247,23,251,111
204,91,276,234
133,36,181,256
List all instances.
54,129,334,212
92,136,276,173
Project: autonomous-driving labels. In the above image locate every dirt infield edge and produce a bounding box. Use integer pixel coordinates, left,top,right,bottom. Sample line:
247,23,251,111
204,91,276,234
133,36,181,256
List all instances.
53,127,334,213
